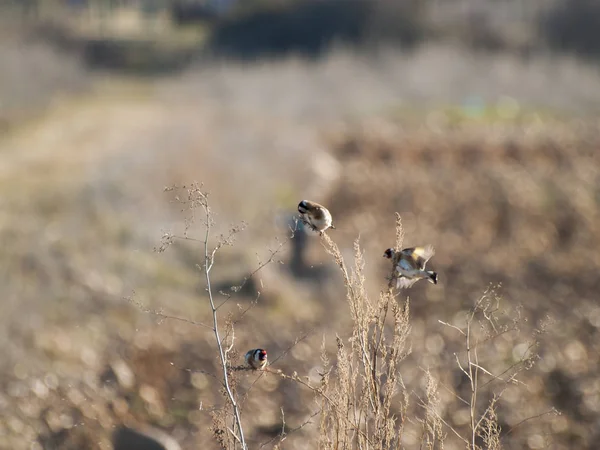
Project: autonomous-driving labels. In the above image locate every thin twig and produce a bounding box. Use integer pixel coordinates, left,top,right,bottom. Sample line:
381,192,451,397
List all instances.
504,408,558,437
466,312,477,450
125,294,212,330
434,376,470,407
470,362,524,387
276,370,376,448
438,319,466,336
414,391,471,447
240,330,315,404
227,427,242,445
259,409,321,449
194,190,247,450
216,226,296,311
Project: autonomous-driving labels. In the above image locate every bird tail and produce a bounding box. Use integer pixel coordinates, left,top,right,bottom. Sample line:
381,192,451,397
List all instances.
427,271,438,285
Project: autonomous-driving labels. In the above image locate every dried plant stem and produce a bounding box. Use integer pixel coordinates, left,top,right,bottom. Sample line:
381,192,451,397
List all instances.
258,408,321,449
436,284,546,450
466,310,478,450
201,200,247,450
316,220,411,449
274,369,375,447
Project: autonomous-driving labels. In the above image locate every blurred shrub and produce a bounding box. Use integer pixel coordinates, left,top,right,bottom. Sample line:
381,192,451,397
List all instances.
170,0,218,25
206,0,427,59
540,0,600,59
0,26,88,127
82,39,194,74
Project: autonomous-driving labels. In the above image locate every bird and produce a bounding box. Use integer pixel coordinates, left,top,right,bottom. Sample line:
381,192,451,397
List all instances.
297,200,335,235
383,245,438,289
245,348,268,370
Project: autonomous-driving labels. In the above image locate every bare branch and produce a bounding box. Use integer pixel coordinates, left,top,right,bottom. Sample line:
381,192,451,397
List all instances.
200,196,248,450
504,408,559,437
165,183,247,449
438,319,466,336
259,409,321,449
415,391,470,447
216,228,295,311
240,330,315,404
125,293,212,330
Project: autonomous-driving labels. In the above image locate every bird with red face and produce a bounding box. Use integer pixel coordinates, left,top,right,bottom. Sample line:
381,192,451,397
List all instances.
245,348,268,370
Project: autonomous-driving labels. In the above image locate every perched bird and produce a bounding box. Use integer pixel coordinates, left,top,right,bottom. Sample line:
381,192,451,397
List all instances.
297,200,335,235
245,348,268,370
383,245,438,289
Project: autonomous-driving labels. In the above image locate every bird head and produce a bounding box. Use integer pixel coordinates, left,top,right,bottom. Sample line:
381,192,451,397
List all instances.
383,248,395,259
298,200,309,214
258,349,267,361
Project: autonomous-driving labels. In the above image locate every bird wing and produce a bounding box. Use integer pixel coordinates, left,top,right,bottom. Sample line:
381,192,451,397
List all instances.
298,212,315,229
398,258,414,272
410,245,435,269
311,207,326,221
396,276,419,289
300,219,319,233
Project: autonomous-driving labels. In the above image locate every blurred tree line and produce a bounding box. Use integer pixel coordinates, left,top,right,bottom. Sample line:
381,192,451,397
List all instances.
2,0,600,67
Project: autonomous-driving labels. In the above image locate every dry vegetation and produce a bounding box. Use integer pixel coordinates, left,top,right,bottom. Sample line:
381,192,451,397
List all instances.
318,119,600,449
2,8,600,448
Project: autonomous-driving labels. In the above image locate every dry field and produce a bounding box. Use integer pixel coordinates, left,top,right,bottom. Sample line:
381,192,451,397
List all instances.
1,31,600,449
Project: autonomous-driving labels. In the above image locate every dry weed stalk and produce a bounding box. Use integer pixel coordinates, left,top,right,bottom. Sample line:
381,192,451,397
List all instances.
438,284,544,450
178,183,247,448
314,214,548,450
315,216,411,449
146,188,553,449
153,183,249,449
419,370,445,450
146,182,308,449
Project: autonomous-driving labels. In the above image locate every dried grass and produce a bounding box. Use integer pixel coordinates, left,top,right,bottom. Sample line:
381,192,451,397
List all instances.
140,175,556,449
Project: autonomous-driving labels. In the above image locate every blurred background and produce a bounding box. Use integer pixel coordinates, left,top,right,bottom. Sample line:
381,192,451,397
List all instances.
1,0,600,448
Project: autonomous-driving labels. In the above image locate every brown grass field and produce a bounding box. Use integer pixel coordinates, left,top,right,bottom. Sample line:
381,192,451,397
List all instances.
1,10,600,448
